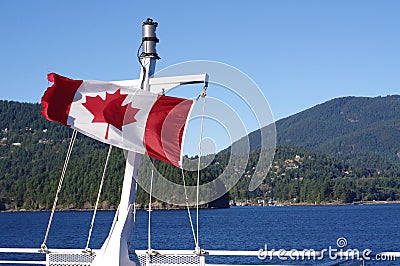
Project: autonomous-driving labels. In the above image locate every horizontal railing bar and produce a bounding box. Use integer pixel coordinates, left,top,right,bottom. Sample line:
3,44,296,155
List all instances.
319,259,358,266
0,248,42,254
207,250,321,257
205,264,295,266
135,249,197,255
0,260,46,265
134,249,321,257
134,249,400,258
0,248,99,254
376,252,400,257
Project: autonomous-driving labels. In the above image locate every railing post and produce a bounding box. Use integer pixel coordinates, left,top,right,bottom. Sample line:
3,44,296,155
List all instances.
199,255,206,266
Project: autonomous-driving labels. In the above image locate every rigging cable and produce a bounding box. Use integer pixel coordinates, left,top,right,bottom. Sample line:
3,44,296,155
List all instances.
137,40,146,90
181,168,198,247
195,86,207,253
147,168,154,253
41,129,78,251
159,84,198,247
85,145,113,252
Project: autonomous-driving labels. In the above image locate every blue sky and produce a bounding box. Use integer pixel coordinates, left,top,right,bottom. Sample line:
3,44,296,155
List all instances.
1,1,399,154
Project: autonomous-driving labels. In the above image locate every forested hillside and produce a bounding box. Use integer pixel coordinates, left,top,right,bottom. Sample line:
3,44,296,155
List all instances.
276,95,400,165
239,146,400,204
0,100,114,210
0,100,230,210
0,97,400,211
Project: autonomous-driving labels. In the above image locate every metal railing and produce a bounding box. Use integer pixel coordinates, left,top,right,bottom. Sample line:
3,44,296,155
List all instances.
0,248,97,266
0,248,399,265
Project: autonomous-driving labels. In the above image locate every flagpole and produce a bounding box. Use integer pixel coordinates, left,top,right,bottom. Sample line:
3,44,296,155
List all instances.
91,18,159,266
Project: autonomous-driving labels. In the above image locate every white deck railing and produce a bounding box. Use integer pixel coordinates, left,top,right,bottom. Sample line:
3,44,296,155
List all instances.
0,248,398,266
0,248,97,266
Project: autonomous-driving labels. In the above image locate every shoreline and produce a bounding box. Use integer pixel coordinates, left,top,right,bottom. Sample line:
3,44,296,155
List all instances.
2,200,400,213
232,200,400,207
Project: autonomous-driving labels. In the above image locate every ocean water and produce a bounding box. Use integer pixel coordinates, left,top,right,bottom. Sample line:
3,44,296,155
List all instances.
0,204,399,265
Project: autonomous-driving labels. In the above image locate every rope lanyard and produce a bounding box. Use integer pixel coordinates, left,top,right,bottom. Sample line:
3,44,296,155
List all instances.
146,84,208,253
41,129,77,251
179,86,208,250
181,168,198,246
147,169,154,252
85,145,113,251
196,86,207,252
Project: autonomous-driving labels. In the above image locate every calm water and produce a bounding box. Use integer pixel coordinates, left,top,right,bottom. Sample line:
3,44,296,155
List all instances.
0,204,399,265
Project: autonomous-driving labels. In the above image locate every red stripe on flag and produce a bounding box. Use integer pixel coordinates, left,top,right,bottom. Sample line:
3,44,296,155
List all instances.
41,73,82,125
144,96,193,168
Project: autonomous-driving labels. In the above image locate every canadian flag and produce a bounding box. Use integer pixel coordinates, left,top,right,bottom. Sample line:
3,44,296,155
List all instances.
41,73,194,168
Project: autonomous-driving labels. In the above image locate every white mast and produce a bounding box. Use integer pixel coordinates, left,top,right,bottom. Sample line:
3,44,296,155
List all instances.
91,18,159,266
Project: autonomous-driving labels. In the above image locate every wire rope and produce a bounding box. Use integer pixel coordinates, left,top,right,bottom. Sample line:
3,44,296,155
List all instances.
85,145,113,251
41,129,77,251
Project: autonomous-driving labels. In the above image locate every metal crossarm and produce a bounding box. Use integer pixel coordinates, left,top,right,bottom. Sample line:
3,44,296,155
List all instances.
110,73,209,94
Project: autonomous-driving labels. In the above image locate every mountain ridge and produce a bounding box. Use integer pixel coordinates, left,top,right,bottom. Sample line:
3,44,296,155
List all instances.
243,95,400,166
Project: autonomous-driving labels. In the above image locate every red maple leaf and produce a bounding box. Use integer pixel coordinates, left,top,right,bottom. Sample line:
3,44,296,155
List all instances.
82,89,140,139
